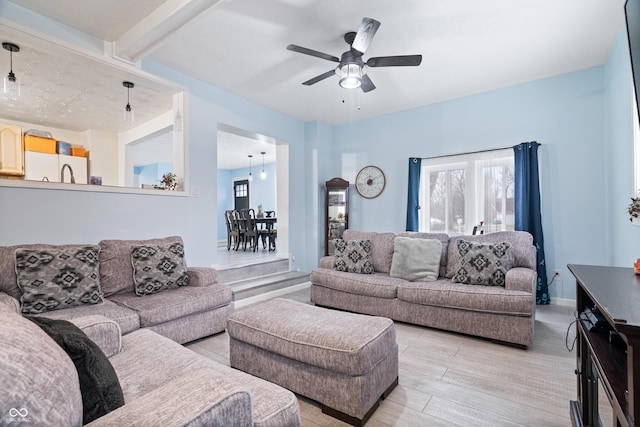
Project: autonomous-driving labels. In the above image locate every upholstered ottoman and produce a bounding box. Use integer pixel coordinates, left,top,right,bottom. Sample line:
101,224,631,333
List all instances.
227,298,398,426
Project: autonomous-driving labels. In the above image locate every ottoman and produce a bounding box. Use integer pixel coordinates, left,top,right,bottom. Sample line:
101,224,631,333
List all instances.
227,298,398,427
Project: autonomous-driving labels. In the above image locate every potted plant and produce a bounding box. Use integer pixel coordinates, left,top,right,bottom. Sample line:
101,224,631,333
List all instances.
257,204,264,218
154,172,177,191
628,195,640,223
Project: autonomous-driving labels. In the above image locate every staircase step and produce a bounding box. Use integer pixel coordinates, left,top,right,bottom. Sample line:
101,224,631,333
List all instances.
231,271,310,301
217,258,289,284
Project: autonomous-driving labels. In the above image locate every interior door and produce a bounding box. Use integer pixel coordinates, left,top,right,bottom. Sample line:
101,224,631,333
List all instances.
234,179,249,211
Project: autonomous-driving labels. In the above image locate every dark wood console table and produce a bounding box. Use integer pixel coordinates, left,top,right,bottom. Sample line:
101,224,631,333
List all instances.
568,264,640,427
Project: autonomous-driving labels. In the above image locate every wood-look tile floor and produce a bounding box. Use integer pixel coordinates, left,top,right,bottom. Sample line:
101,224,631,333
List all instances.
186,288,576,427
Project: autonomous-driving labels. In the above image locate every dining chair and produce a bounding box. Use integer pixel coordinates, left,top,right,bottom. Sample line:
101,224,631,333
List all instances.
231,210,245,251
224,210,237,251
240,208,259,251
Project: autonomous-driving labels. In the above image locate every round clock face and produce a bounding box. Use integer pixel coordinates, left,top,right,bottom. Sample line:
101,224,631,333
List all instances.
356,165,386,198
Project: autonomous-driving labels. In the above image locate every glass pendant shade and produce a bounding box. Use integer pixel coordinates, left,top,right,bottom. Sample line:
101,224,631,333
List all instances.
248,154,253,181
123,81,135,122
339,63,362,89
3,42,21,99
260,151,267,179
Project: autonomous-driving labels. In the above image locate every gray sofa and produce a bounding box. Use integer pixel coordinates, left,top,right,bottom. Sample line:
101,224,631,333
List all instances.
310,230,538,347
0,236,231,344
0,303,301,426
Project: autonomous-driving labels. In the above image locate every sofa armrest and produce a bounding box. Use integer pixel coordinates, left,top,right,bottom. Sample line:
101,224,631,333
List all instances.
0,291,20,314
506,267,537,294
67,315,122,358
87,369,253,427
187,267,220,287
319,256,336,269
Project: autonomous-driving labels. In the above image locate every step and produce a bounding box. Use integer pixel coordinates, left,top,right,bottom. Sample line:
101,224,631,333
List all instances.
231,271,310,301
217,258,289,284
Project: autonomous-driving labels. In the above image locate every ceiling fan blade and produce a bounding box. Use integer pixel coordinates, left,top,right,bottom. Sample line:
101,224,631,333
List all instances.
366,55,423,67
351,17,381,54
286,44,340,63
302,70,337,86
360,74,376,92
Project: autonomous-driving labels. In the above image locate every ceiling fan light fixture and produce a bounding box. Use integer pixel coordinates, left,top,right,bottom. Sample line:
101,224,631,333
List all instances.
339,63,362,89
3,42,21,99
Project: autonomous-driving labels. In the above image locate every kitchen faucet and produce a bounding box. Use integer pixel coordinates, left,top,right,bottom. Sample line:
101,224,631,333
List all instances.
60,163,75,184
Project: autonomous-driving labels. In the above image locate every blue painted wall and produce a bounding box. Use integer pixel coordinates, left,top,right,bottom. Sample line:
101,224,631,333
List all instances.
1,1,637,300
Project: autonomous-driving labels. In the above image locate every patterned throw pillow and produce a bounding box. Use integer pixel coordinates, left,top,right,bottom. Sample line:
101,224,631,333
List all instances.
131,243,190,296
452,240,512,286
334,239,374,274
15,246,102,315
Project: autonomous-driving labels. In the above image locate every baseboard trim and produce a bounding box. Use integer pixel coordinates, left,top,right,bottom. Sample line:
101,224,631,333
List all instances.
550,297,575,307
233,281,310,309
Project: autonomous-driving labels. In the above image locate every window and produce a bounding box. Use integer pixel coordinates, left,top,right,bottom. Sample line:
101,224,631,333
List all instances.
419,148,514,235
235,182,248,198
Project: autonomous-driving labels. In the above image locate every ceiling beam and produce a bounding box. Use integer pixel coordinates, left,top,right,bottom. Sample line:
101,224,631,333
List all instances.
113,0,230,62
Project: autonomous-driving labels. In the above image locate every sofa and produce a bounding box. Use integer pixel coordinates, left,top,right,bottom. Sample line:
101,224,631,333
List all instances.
0,302,301,426
310,230,538,347
0,236,231,344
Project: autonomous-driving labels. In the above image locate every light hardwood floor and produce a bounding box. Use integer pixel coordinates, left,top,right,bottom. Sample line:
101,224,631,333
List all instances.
186,287,577,427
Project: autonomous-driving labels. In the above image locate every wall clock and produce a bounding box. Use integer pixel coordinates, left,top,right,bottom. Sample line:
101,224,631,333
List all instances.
356,165,386,198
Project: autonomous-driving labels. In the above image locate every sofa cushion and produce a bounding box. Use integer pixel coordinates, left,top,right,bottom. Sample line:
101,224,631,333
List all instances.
398,232,449,277
107,283,232,328
445,231,535,278
35,298,140,335
390,236,441,282
397,279,533,316
110,328,300,427
131,243,190,296
15,246,103,315
343,230,396,273
451,240,512,286
67,315,122,358
99,236,184,297
310,268,400,299
0,309,83,427
28,316,124,424
334,239,374,274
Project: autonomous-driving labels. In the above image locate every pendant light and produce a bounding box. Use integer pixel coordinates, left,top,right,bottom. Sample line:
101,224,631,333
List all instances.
260,151,267,180
123,81,135,122
3,42,21,99
248,154,253,182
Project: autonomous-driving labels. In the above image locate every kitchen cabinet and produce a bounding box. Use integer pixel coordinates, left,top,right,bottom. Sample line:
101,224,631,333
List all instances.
24,152,87,184
0,123,24,176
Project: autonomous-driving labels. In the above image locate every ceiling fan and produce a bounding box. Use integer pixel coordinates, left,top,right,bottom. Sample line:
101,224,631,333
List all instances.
286,17,422,93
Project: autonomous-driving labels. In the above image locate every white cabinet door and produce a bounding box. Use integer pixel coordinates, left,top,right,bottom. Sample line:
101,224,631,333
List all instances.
59,155,87,184
24,152,60,182
0,124,24,176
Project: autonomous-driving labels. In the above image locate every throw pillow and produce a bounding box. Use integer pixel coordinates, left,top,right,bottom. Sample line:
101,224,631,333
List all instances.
27,316,125,424
15,246,102,315
334,239,374,274
452,240,512,286
131,242,190,296
389,237,442,282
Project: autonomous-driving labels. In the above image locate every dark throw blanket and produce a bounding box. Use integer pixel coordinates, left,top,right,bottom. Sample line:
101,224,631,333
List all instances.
28,316,124,424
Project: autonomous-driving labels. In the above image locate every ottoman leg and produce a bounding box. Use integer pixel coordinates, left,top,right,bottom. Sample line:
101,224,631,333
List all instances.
320,377,399,427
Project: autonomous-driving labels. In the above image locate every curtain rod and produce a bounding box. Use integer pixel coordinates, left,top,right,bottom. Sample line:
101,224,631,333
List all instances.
419,141,539,161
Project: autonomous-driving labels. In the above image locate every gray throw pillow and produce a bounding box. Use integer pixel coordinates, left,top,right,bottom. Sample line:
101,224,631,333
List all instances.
131,243,190,296
390,237,442,282
15,246,102,315
334,239,374,274
452,240,512,286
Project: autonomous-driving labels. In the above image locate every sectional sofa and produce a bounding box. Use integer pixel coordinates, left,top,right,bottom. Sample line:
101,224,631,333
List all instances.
310,230,538,347
0,235,301,426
